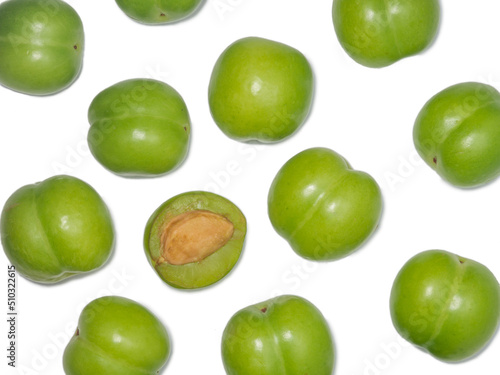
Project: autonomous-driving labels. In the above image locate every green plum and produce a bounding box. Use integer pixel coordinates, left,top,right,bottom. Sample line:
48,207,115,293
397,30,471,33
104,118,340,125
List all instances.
88,79,191,177
144,191,246,289
390,250,500,362
0,0,84,95
221,295,334,375
115,0,204,24
0,175,114,283
268,147,382,261
63,296,170,375
208,37,314,143
332,0,440,68
414,82,500,188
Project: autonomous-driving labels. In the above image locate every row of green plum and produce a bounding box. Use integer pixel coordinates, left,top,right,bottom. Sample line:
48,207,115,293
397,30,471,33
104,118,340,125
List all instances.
62,247,500,374
0,0,443,96
94,76,500,188
81,35,316,175
3,1,499,187
62,294,334,374
5,144,381,286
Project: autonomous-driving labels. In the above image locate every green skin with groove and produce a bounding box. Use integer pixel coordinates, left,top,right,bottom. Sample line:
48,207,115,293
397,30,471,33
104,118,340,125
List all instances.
115,0,204,24
0,0,84,95
268,147,382,261
221,295,334,375
390,250,500,362
208,37,314,143
144,191,246,289
414,82,500,188
88,78,191,177
332,0,440,68
0,175,114,284
63,296,170,375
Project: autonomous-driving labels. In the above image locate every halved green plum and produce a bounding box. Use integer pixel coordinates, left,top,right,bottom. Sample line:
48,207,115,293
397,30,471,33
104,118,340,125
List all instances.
144,191,246,289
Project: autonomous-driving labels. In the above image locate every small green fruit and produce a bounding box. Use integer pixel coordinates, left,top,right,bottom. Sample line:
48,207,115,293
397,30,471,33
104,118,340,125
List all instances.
390,250,500,362
414,82,500,188
332,0,440,68
268,147,382,261
144,191,246,289
221,295,335,375
115,0,204,24
88,79,191,177
1,175,114,283
63,296,171,375
0,0,84,95
208,37,314,143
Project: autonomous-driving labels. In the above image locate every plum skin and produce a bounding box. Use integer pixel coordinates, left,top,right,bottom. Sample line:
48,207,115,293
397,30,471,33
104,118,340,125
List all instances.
63,296,171,375
268,147,382,261
87,78,191,178
390,250,500,362
221,295,335,375
0,175,114,284
332,0,440,68
0,0,84,95
413,82,500,188
208,37,314,143
115,0,204,24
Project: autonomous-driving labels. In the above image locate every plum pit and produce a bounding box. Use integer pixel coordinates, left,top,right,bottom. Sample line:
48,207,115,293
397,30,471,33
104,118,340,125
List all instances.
160,210,234,265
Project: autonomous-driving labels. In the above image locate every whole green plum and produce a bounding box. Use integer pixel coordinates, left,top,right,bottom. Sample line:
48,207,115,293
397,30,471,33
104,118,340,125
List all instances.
414,82,500,188
115,0,204,24
1,175,114,283
390,250,500,362
332,0,440,68
63,296,170,374
88,79,191,177
208,37,314,143
268,147,382,261
222,295,334,375
0,0,84,95
144,191,246,289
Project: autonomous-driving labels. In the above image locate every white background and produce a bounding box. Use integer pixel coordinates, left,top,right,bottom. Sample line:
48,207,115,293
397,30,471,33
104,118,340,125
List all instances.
2,0,500,374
